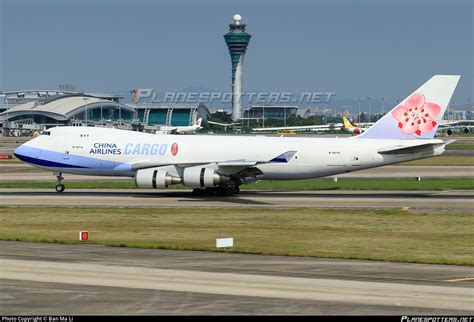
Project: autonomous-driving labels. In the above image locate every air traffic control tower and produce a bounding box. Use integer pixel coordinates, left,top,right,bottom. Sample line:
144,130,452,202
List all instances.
224,14,251,121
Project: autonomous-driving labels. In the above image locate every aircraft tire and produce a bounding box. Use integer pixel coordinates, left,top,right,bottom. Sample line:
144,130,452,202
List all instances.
55,184,65,193
203,187,217,196
224,186,235,196
192,188,203,195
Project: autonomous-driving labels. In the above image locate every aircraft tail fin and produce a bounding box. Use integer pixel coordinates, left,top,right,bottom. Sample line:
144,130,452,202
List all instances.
358,75,460,140
343,117,356,129
194,118,202,127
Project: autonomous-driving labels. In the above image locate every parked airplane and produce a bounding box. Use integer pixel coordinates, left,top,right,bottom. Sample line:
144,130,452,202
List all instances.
342,117,366,134
207,120,241,131
437,120,474,135
252,123,341,133
156,118,202,134
14,75,459,196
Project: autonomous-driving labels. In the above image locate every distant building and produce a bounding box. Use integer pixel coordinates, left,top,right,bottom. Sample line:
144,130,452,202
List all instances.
243,105,298,126
0,90,210,136
0,92,134,135
297,107,333,118
134,103,211,127
0,90,122,108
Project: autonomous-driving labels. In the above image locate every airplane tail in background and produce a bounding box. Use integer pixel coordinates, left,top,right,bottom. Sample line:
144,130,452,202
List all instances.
343,117,356,129
194,118,202,127
358,75,460,140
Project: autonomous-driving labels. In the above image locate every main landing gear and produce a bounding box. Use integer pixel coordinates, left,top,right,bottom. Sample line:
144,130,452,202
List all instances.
54,172,65,193
192,186,240,196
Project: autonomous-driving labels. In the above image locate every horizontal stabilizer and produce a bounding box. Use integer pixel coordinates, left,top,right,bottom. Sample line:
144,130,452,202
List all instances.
378,141,447,154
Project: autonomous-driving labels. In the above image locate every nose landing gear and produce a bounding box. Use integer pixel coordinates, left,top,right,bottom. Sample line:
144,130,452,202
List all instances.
54,172,65,193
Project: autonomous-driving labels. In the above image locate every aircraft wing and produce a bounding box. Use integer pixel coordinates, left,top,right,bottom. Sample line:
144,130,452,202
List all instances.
215,151,297,178
252,124,343,132
438,120,474,126
207,121,240,127
129,151,297,172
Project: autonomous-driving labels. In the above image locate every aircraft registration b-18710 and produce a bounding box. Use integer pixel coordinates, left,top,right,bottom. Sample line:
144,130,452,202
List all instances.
14,75,460,196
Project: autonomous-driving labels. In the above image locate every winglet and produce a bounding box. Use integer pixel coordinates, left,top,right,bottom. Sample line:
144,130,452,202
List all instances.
270,151,297,163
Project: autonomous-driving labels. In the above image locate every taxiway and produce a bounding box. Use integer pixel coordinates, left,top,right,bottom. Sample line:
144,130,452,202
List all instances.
1,241,472,315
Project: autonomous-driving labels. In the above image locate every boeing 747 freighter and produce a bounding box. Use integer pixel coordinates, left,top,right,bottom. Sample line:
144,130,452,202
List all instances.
14,75,460,195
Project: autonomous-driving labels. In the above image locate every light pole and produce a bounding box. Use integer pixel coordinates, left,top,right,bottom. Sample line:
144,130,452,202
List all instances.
83,97,89,126
358,98,361,124
367,97,371,122
448,99,454,124
5,95,9,136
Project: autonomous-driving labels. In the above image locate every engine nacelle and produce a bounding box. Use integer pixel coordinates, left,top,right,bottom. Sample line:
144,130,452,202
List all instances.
464,127,470,134
135,168,181,189
183,166,230,188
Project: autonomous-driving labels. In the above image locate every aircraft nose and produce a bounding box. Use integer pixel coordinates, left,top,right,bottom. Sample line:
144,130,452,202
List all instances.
13,144,30,162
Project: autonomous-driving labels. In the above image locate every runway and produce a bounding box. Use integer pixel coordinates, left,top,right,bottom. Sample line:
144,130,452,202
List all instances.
0,188,472,212
1,241,472,315
0,163,472,181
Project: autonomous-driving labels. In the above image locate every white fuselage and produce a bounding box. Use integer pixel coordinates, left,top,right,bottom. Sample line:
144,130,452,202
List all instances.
14,126,445,181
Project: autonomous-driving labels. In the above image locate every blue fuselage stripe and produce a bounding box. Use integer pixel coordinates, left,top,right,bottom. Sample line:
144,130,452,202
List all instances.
14,153,87,168
13,145,125,171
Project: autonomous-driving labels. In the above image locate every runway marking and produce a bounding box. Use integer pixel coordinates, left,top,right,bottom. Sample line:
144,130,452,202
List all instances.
2,258,473,311
0,253,452,285
445,277,474,282
202,265,444,284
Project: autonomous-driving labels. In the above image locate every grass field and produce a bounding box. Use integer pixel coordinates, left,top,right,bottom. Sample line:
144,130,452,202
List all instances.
0,178,473,190
399,155,473,166
0,206,472,265
445,142,474,151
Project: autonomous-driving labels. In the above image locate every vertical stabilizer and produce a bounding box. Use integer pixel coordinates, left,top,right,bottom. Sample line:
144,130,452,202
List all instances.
358,75,460,139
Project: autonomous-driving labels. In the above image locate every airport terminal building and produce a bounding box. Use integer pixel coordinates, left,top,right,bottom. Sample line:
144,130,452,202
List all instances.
0,90,210,136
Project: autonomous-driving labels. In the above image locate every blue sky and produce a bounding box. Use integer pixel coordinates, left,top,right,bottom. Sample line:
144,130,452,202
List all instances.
1,0,472,104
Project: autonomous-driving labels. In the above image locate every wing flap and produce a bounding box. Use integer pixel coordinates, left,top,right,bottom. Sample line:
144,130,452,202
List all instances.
130,150,297,172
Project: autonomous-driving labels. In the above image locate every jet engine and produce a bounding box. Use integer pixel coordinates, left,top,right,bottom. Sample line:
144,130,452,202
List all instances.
182,166,230,188
135,168,181,189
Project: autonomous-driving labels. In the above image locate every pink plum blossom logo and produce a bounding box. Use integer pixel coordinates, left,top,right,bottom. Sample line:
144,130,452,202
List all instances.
391,93,441,136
